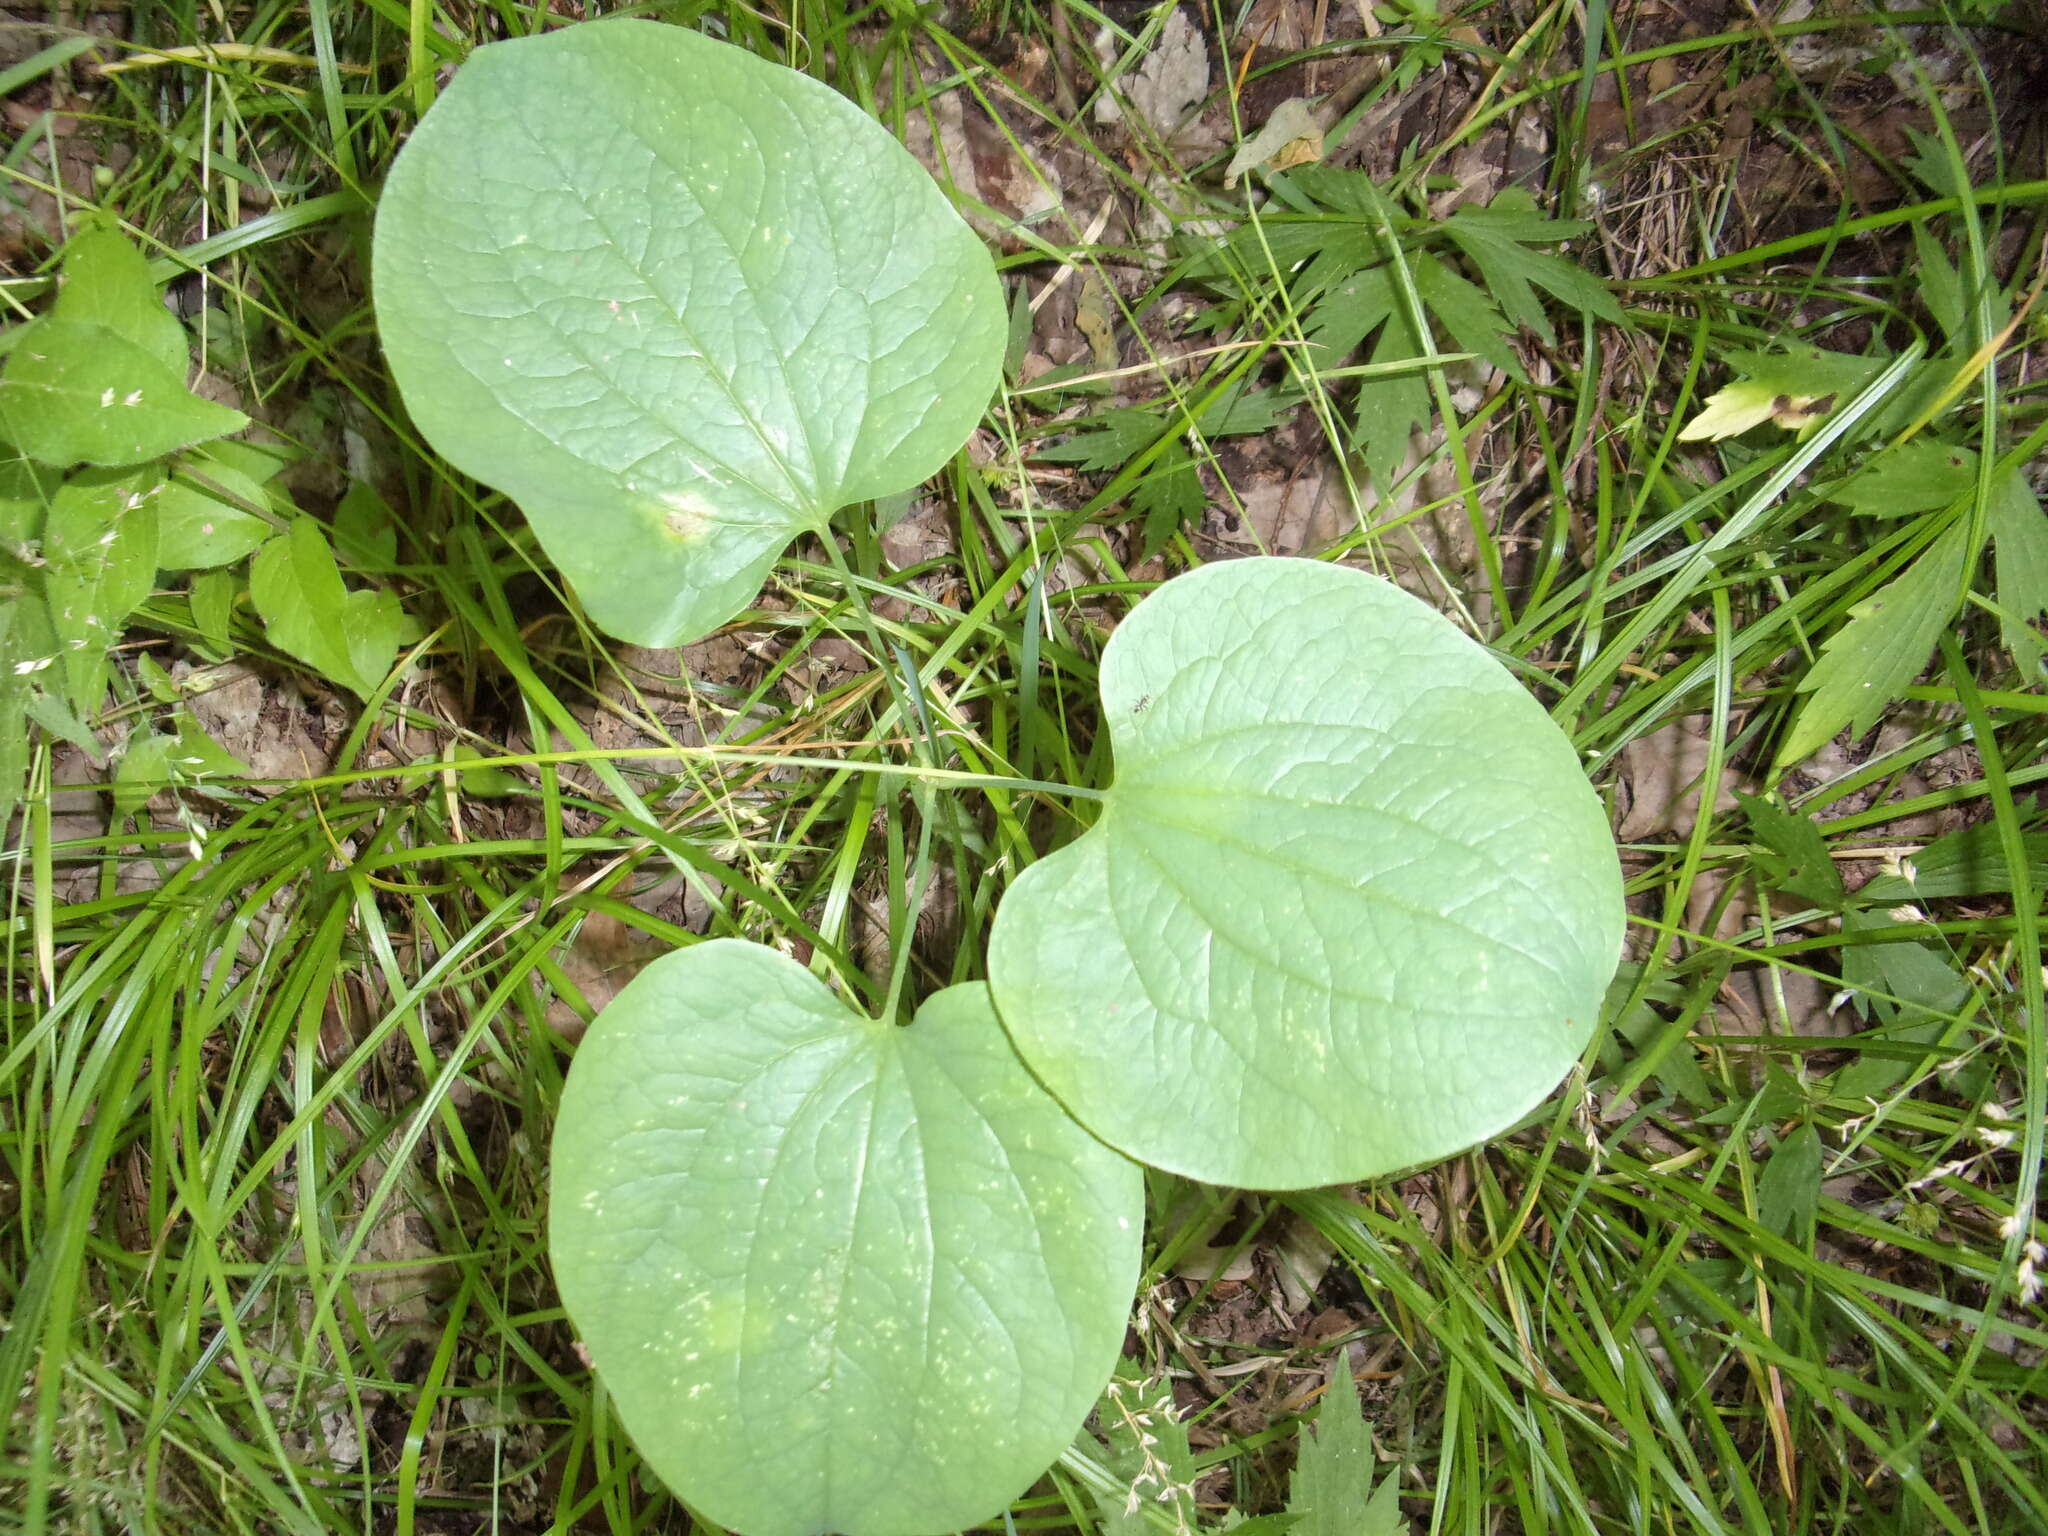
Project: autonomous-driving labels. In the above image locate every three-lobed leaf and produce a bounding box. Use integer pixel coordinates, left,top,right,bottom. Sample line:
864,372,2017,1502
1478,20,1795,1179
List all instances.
988,558,1625,1189
373,20,1005,647
550,940,1142,1536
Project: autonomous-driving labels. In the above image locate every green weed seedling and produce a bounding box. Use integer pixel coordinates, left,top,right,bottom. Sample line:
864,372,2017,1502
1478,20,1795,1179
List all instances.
373,21,1624,1536
0,221,410,825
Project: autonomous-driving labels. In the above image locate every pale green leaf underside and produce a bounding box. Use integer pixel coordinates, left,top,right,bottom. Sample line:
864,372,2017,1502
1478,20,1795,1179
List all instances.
372,20,1004,646
550,940,1142,1536
988,558,1625,1189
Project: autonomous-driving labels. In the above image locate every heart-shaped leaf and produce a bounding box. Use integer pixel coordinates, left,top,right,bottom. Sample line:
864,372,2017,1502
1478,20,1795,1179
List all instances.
373,21,1005,647
550,940,1142,1536
988,557,1625,1189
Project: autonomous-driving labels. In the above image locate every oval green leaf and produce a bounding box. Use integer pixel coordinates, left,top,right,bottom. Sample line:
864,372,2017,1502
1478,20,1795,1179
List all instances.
372,21,1004,647
550,940,1142,1536
988,557,1625,1189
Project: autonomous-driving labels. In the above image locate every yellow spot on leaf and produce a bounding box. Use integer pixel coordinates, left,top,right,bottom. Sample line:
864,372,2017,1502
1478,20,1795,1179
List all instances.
660,491,715,541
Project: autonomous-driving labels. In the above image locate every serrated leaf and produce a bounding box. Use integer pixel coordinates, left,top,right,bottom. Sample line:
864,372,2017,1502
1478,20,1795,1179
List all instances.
1827,439,1976,517
1199,380,1300,438
1988,464,2048,677
1414,254,1524,380
1834,908,1970,1100
156,461,272,568
987,558,1625,1188
1132,446,1205,561
1734,790,1844,909
1089,1361,1198,1536
51,221,189,378
1034,408,1165,471
249,518,403,698
1288,1353,1402,1536
0,318,246,468
1303,269,1429,491
1910,223,1966,342
372,20,1005,647
1442,191,1621,344
1304,264,1399,364
1285,166,1396,220
1757,1122,1822,1243
1776,521,1970,770
42,467,160,713
550,941,1142,1536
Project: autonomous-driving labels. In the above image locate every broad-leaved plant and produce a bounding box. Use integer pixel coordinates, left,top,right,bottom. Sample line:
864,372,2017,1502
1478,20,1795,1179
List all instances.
373,20,1626,1536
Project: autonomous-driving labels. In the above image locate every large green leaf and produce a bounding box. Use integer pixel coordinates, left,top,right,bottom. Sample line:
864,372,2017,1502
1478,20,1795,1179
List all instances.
373,20,1005,646
988,558,1625,1189
550,940,1142,1536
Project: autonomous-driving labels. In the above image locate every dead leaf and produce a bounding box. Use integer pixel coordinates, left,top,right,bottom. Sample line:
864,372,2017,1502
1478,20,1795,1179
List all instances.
1094,8,1210,143
1224,97,1325,187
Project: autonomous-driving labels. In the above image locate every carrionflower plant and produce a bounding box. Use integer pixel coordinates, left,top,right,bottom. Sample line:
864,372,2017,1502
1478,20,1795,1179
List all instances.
374,20,1625,1536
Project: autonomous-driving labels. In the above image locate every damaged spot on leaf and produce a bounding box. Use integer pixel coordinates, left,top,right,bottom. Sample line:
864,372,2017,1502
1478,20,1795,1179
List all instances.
659,492,715,542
